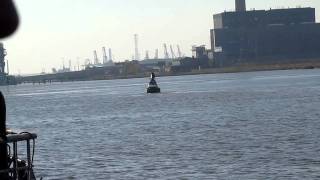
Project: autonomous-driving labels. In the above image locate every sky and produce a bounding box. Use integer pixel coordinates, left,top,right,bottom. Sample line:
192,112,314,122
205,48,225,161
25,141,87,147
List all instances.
2,0,320,74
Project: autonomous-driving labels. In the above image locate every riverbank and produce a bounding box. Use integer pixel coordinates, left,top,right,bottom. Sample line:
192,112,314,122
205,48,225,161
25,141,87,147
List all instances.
169,61,320,77
17,61,320,84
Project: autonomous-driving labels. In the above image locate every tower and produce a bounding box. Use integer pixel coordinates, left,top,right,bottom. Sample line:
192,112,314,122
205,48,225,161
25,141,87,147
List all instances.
154,49,159,59
235,0,246,12
134,34,140,60
93,50,99,64
109,48,112,61
102,47,108,64
0,43,6,74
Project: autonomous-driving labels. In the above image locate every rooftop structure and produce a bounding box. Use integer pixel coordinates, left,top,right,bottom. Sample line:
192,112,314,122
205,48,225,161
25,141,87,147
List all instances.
235,0,246,12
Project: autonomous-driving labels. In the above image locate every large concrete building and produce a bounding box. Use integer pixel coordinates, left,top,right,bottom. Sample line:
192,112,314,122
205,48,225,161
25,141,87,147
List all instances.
210,0,320,66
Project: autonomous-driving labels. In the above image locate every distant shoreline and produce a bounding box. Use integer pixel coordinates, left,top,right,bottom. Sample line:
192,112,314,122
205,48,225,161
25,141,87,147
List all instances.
165,62,320,77
17,61,320,84
120,62,320,79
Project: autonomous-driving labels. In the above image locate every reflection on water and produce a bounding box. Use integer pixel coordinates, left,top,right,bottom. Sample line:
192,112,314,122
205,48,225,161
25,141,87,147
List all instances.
1,69,320,179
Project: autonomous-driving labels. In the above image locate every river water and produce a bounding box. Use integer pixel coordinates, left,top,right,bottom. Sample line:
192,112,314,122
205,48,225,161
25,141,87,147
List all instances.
1,69,320,179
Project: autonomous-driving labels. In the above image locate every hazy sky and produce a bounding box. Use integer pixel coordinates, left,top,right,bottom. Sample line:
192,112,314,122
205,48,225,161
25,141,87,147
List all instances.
2,0,320,74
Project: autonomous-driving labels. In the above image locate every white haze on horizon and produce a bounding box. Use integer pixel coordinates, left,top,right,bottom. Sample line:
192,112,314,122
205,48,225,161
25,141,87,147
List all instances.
3,0,320,75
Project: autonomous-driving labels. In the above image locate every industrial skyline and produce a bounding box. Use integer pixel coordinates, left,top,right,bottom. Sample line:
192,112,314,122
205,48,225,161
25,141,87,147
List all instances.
2,0,320,74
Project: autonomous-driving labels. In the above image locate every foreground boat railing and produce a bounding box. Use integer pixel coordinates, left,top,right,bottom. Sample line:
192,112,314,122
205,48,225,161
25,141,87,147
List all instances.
0,132,38,180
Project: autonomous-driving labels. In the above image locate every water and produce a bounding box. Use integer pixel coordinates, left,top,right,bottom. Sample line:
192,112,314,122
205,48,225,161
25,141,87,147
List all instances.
1,69,320,179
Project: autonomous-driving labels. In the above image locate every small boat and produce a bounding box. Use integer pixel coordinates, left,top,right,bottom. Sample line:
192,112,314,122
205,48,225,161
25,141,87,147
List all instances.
147,73,161,93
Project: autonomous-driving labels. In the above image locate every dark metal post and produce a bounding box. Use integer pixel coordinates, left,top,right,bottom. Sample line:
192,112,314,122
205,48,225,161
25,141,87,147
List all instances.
27,140,31,180
13,142,17,179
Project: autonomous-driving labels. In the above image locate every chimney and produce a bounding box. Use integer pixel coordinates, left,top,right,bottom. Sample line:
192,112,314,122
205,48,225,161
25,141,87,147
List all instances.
235,0,246,12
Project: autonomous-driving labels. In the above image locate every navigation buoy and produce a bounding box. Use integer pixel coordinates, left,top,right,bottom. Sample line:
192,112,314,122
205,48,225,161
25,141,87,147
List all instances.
147,72,160,93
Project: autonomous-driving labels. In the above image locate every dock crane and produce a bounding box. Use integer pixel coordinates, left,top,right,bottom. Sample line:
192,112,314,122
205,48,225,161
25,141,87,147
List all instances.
163,44,170,59
170,45,176,59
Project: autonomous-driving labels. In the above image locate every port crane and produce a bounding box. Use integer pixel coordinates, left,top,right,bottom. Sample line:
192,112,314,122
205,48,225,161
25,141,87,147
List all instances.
163,44,169,59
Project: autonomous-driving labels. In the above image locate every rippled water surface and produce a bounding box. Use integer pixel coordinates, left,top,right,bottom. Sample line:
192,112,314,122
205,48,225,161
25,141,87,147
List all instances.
2,69,320,179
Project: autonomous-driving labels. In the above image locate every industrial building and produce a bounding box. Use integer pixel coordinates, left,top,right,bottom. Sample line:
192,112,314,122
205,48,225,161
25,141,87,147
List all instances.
0,43,6,75
0,43,16,85
211,0,320,67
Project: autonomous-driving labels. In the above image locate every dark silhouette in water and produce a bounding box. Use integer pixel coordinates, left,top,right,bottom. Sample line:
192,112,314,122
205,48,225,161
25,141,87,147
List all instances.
0,92,9,180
